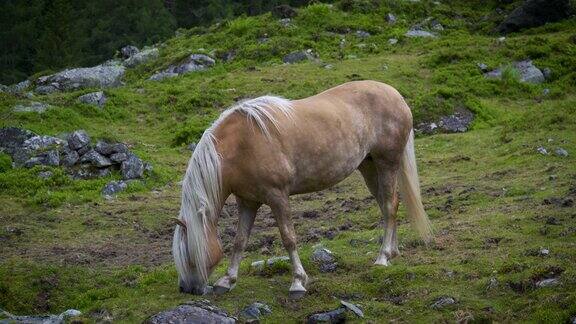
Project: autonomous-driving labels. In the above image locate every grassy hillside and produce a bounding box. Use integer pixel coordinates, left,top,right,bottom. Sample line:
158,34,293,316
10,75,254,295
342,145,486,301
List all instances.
1,0,575,322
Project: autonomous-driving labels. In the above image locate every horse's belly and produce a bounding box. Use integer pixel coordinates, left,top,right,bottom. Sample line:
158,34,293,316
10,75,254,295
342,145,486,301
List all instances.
289,146,366,194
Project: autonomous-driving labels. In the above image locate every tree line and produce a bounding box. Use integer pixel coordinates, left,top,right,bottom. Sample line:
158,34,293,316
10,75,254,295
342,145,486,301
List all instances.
0,0,311,85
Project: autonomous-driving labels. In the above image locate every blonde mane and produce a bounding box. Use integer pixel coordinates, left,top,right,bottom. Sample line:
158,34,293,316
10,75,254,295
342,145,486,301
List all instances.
173,95,293,286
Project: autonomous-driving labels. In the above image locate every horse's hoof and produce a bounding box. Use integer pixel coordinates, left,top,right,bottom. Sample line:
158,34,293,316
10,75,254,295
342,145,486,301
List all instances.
289,290,307,300
213,285,231,295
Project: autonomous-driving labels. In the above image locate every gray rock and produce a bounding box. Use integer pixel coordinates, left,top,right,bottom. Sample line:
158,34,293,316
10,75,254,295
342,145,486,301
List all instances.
0,308,81,324
311,246,338,272
7,80,31,94
78,91,107,108
121,154,144,179
477,63,489,72
0,84,7,92
69,165,110,180
283,50,316,64
37,62,125,91
431,20,444,31
240,302,272,320
77,144,92,156
543,88,550,96
35,85,59,95
124,48,159,68
80,150,112,167
161,54,215,76
539,248,550,256
251,256,290,272
542,67,552,80
497,0,571,34
439,108,475,133
536,278,560,288
145,300,235,324
430,296,456,309
355,30,371,38
102,180,128,197
484,60,545,84
149,72,179,81
279,18,292,27
24,150,59,168
67,130,91,151
110,152,128,163
94,140,114,155
405,29,437,38
340,300,363,318
386,13,397,24
13,102,51,113
272,4,297,19
61,148,79,167
486,277,498,290
188,142,197,152
120,45,139,59
38,171,53,179
555,148,568,157
307,308,346,324
537,146,548,155
388,38,398,45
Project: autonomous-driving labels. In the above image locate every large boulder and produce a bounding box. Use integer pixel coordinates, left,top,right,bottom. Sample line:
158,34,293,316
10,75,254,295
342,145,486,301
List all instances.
123,48,159,68
36,61,125,91
146,300,236,324
497,0,572,34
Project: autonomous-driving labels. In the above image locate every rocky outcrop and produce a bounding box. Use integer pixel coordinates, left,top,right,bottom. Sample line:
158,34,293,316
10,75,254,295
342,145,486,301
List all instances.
0,127,151,184
497,0,572,34
36,61,125,92
149,54,215,81
416,108,475,135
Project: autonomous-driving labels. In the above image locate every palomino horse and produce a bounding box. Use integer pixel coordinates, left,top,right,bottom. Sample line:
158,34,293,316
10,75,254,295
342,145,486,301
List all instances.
173,80,432,298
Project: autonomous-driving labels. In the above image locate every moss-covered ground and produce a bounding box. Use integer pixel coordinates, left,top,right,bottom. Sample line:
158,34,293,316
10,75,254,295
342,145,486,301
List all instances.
1,1,575,322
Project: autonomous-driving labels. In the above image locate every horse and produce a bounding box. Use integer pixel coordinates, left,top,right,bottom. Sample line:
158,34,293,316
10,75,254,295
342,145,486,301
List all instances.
172,80,432,299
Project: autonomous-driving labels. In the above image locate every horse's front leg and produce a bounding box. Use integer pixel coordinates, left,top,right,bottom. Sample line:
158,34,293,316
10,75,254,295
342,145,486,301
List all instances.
269,193,309,300
213,198,260,295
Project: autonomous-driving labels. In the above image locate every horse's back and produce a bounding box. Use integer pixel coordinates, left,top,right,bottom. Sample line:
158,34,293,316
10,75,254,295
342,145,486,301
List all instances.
215,81,413,200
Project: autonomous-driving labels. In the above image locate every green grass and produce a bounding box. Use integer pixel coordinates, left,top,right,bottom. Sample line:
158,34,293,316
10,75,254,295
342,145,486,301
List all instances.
1,0,575,322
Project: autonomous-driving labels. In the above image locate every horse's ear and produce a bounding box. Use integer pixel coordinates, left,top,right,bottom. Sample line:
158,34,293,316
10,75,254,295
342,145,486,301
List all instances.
173,217,187,231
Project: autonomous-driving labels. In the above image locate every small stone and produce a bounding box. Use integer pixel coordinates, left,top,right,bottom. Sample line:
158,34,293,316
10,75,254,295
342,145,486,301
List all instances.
121,154,144,179
311,246,338,272
67,130,91,150
251,260,265,271
279,18,292,27
477,63,489,72
149,72,179,81
188,142,197,152
80,150,112,168
35,85,59,95
266,256,290,266
498,36,506,42
405,29,437,38
240,302,272,320
388,38,398,45
355,30,371,38
283,50,316,64
386,13,397,24
542,68,552,80
555,148,568,157
102,180,128,197
486,277,498,290
539,248,550,256
324,64,334,69
536,278,559,288
78,91,107,108
430,296,456,309
124,48,159,68
542,88,550,96
307,308,346,324
537,146,548,155
340,300,363,318
38,171,53,179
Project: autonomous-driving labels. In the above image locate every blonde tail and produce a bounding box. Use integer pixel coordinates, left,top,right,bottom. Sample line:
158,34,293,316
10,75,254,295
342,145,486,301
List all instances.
398,130,432,242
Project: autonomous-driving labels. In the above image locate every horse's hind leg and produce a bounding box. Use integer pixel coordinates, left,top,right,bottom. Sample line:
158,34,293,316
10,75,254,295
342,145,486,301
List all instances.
358,158,400,266
268,191,309,299
213,197,260,295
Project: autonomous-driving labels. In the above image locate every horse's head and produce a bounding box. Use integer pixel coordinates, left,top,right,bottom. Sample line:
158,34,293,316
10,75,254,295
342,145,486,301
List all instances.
172,218,223,295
